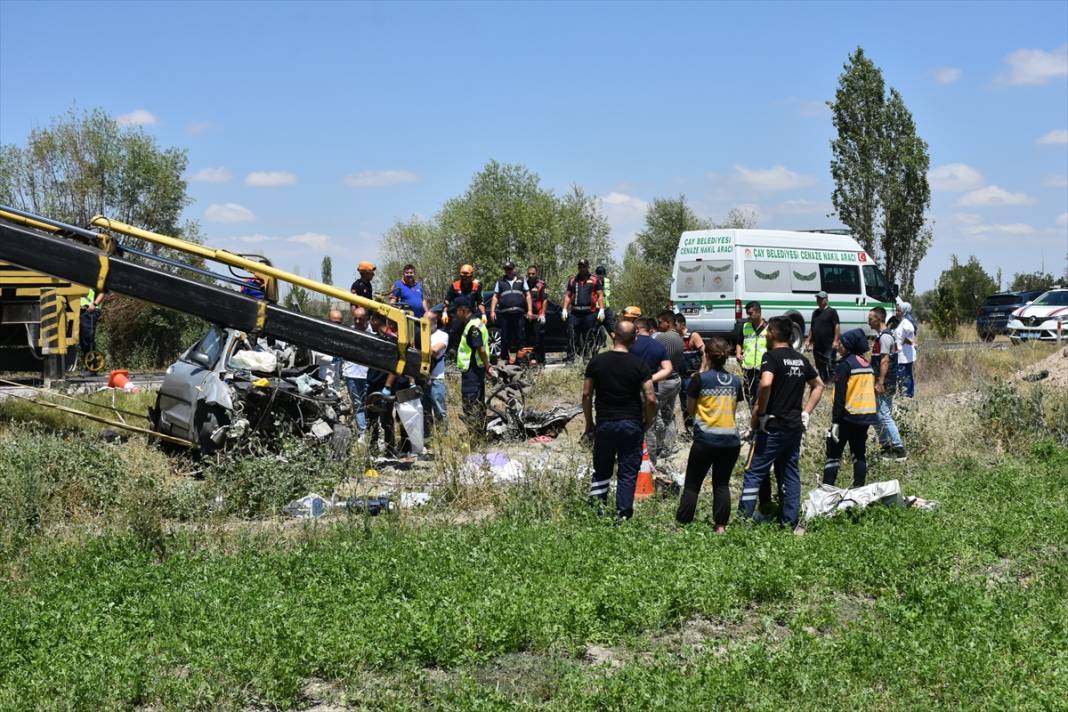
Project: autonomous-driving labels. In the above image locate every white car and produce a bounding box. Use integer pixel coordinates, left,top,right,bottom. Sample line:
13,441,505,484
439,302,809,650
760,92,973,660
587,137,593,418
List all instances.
1007,288,1068,343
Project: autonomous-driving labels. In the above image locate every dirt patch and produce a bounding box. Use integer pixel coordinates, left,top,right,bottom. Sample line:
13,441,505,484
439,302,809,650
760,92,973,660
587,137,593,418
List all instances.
298,679,348,712
1015,345,1068,388
648,606,793,660
473,651,563,702
584,644,627,668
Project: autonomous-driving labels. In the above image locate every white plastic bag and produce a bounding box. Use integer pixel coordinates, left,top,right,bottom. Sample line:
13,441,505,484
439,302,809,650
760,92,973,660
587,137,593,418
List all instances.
395,389,425,455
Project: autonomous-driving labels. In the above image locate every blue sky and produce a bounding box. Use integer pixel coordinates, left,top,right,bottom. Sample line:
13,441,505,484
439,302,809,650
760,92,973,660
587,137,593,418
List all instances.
1,0,1066,291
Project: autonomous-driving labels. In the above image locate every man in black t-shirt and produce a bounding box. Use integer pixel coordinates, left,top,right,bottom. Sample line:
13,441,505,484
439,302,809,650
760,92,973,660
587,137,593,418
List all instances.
739,317,824,529
582,320,657,519
805,291,840,384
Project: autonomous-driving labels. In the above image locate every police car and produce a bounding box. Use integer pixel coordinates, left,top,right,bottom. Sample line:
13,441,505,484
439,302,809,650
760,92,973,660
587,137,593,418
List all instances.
1006,287,1068,343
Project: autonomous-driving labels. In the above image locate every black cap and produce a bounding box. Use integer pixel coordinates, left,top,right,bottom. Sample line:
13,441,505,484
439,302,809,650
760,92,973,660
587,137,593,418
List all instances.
578,258,590,268
595,265,606,276
453,295,473,310
503,260,516,270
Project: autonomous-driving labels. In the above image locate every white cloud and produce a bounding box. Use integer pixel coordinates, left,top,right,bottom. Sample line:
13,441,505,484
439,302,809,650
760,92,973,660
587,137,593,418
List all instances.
115,109,158,126
734,164,815,192
600,192,649,220
778,198,829,215
1042,174,1068,188
1037,129,1068,145
797,100,828,117
996,44,1068,85
928,163,984,192
1057,213,1068,228
245,170,297,187
205,203,255,224
951,212,982,226
188,167,232,183
956,185,1038,207
234,234,275,244
932,67,962,85
963,223,1035,236
343,170,419,188
186,121,215,136
287,232,332,251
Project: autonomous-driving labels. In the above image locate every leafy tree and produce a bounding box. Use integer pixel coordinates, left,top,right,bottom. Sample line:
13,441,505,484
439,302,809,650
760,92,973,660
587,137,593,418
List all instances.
614,200,756,316
0,107,205,367
830,48,932,293
935,255,999,327
0,107,194,251
928,284,959,340
320,256,333,286
878,89,931,295
1009,270,1058,293
830,48,885,257
380,161,612,303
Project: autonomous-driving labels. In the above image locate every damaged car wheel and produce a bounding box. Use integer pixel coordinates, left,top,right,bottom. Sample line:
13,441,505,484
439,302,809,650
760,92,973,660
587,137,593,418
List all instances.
195,405,231,455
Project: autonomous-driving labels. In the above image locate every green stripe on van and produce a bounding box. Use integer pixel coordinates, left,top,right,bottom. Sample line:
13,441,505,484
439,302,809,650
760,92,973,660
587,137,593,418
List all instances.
678,299,894,311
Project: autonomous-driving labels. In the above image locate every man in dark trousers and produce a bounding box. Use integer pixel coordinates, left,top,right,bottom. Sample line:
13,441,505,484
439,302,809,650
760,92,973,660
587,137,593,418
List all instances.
489,261,532,364
582,320,657,519
805,290,840,385
738,316,824,530
562,258,604,359
453,295,494,435
524,264,548,364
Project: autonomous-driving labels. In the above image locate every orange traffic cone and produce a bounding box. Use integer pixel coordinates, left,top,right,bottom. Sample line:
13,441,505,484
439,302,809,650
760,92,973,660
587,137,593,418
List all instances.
635,439,655,499
107,369,140,393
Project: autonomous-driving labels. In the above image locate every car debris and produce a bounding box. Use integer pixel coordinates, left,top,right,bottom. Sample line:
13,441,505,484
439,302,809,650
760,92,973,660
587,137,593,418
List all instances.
486,365,581,440
150,326,352,453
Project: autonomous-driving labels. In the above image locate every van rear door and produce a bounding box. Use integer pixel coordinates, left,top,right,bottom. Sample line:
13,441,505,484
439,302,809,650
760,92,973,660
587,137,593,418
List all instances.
674,258,734,333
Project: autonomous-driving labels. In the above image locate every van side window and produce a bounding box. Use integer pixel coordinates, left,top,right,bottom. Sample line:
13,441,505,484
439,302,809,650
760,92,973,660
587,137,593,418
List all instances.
819,264,861,294
744,261,791,293
789,263,820,293
862,264,893,302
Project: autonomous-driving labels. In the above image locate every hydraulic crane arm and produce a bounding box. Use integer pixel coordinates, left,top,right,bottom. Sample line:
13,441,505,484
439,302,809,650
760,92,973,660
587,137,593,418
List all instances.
0,206,429,379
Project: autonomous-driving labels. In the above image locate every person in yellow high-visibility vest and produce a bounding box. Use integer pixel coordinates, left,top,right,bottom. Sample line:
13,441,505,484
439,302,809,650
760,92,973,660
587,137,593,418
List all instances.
454,295,495,434
79,287,105,356
822,329,879,489
734,300,768,407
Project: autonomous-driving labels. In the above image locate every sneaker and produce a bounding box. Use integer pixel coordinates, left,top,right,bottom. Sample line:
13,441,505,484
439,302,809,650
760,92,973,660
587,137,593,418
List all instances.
892,447,908,462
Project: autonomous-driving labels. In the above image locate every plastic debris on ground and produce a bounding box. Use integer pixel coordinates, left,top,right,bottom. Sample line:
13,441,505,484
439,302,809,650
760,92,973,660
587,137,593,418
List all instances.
283,493,330,519
463,451,526,483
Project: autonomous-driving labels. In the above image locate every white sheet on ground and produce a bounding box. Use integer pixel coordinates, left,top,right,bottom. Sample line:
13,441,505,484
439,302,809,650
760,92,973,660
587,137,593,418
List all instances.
801,479,903,522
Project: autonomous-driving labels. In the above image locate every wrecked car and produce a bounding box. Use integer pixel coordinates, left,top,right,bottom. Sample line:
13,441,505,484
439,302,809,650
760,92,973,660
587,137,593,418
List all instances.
150,325,351,453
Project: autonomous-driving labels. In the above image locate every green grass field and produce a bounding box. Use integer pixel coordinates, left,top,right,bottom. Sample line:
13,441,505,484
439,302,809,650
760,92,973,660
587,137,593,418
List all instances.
1,442,1066,709
1,362,1066,709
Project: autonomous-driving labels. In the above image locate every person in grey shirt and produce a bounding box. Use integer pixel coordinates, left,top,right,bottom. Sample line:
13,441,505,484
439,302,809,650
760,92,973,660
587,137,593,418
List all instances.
649,311,686,463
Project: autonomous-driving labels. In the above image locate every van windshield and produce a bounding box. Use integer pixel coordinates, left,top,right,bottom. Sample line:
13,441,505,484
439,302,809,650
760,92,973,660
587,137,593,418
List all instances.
983,294,1023,307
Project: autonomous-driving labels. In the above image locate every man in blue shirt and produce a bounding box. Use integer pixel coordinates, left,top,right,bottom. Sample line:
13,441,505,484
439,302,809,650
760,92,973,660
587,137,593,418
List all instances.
389,263,429,317
628,317,674,466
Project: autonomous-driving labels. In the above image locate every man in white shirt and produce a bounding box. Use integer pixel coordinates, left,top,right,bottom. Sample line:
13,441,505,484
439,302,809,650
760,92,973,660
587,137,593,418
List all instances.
343,307,374,433
894,299,917,398
424,307,450,438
